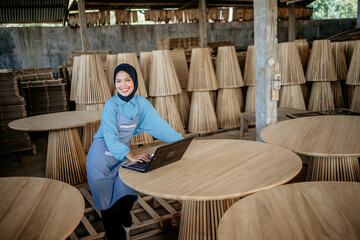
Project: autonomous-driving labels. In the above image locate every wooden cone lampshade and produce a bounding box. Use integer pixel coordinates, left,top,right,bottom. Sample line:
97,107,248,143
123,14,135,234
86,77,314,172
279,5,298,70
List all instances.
216,46,244,88
277,42,306,85
279,85,306,110
349,86,360,112
343,40,360,67
75,55,111,104
174,90,190,128
331,81,345,108
187,48,219,91
236,88,244,111
105,54,118,92
308,82,335,111
188,91,218,134
243,45,255,86
306,40,337,82
117,53,148,97
245,86,255,112
346,43,360,111
301,83,310,108
169,50,189,89
152,95,185,136
331,42,348,81
139,52,152,92
216,88,241,129
149,50,182,97
70,56,81,101
294,39,310,73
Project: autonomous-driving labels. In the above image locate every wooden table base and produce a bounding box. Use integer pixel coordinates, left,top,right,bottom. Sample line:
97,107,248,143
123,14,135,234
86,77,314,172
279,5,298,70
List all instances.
178,198,239,240
306,156,360,182
46,128,87,185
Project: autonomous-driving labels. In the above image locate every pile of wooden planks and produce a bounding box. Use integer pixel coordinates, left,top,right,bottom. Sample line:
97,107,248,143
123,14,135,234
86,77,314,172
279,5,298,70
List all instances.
0,70,35,155
18,68,68,116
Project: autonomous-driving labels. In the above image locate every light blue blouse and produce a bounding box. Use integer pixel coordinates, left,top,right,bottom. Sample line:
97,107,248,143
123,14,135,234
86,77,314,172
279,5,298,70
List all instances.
94,95,183,160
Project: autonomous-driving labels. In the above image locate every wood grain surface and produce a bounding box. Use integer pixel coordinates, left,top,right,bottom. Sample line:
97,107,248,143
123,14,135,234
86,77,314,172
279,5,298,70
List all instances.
218,182,360,240
261,115,360,157
8,110,102,131
119,139,302,201
0,177,84,240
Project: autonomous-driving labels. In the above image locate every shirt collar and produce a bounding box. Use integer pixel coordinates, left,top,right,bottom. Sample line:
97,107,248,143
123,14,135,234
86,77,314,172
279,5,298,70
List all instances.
116,94,137,106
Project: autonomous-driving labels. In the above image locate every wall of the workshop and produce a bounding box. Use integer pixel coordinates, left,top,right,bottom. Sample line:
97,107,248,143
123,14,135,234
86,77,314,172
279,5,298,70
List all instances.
0,18,355,75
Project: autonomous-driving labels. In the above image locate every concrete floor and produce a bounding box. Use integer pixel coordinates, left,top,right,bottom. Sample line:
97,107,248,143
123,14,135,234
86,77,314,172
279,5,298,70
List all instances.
0,126,308,239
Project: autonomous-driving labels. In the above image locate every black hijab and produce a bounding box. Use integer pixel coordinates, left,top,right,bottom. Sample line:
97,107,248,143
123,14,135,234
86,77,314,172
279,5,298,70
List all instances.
113,63,138,102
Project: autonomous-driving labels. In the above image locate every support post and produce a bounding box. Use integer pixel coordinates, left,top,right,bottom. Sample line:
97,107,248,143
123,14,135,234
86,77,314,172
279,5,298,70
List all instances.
198,0,207,48
254,0,278,141
78,0,89,51
357,0,360,28
288,2,295,41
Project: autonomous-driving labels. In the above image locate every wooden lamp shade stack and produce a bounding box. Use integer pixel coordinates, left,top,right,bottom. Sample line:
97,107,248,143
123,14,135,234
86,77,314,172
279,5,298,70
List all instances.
149,50,185,136
215,46,244,128
170,50,191,128
331,42,347,108
346,43,360,112
306,40,337,111
139,51,152,92
243,45,256,125
73,54,111,152
277,42,306,110
187,48,219,133
294,39,311,105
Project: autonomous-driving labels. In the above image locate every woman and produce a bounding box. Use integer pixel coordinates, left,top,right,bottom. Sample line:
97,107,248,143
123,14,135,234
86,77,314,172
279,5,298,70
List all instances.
86,63,183,239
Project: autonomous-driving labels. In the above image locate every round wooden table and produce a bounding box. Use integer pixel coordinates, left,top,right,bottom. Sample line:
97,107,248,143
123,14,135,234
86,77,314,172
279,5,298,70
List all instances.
119,139,302,240
261,115,360,181
0,177,84,240
218,182,360,240
9,110,102,185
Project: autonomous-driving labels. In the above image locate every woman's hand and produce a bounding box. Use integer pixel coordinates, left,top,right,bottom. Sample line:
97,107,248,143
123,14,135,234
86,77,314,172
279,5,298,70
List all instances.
125,152,151,163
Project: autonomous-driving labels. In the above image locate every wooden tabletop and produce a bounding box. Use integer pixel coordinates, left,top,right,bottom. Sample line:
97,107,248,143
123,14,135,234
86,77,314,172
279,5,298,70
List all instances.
218,182,360,240
261,115,360,157
0,177,84,240
8,110,102,131
119,139,302,201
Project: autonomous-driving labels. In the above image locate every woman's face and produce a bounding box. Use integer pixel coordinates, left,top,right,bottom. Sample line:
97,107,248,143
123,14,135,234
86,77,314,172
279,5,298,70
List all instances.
115,71,134,97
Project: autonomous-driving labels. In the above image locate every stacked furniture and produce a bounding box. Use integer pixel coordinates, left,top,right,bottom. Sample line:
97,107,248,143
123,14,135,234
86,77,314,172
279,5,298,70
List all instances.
346,43,360,112
277,42,306,110
187,48,219,133
331,42,347,108
306,40,337,111
149,50,185,136
294,39,311,106
169,50,191,129
243,45,255,125
215,46,244,129
72,55,111,152
0,70,34,155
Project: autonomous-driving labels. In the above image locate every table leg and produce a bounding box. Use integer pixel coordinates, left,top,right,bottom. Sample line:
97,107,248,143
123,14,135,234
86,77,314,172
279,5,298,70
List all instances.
46,128,87,185
306,156,360,182
178,198,239,240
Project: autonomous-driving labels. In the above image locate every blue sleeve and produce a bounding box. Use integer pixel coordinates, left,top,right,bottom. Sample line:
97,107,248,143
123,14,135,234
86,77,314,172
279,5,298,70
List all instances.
137,97,183,143
101,99,130,160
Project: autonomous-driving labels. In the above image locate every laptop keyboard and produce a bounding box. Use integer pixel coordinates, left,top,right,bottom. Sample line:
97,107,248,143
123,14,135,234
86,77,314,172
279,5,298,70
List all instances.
129,162,149,170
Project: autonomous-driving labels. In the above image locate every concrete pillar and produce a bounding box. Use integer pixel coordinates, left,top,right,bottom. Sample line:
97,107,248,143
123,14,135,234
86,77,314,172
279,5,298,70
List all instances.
198,0,207,47
288,3,296,41
254,0,278,142
357,0,360,28
78,0,89,51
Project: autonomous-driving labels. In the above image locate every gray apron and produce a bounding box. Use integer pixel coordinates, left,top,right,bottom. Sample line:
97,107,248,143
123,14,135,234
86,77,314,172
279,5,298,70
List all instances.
87,110,139,210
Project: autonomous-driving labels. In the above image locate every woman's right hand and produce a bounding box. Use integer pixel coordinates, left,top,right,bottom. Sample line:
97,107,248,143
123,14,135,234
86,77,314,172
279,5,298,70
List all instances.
126,152,150,163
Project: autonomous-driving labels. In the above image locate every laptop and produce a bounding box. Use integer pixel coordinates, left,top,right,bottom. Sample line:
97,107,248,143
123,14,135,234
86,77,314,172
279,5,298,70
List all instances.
121,136,194,173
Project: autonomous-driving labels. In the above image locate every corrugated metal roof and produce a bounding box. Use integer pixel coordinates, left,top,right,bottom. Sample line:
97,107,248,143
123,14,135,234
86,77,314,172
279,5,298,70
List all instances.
0,0,69,23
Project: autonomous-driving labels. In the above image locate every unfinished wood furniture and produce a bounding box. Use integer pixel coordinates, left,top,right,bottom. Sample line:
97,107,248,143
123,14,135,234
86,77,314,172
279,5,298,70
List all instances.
0,176,84,240
346,42,360,112
306,40,337,111
218,181,360,240
261,115,360,181
119,139,302,240
9,110,102,185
